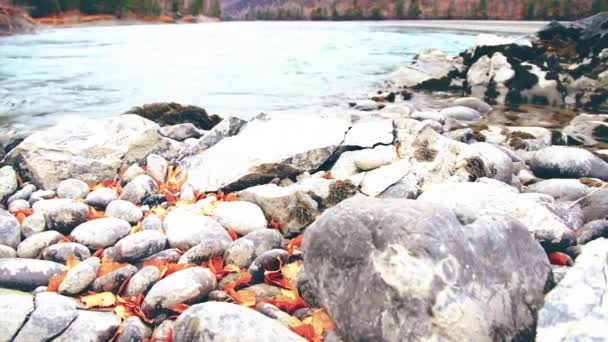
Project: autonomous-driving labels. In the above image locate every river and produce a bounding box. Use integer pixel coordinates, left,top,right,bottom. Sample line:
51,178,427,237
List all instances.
0,21,545,131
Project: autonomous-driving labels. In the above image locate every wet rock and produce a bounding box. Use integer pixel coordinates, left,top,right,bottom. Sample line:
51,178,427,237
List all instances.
213,201,267,236
142,267,216,316
342,118,393,148
0,288,34,341
42,242,90,263
56,178,90,200
577,219,608,245
537,238,608,341
32,199,89,234
70,218,131,249
117,316,152,342
84,188,118,209
17,230,63,259
239,184,318,236
158,123,202,141
0,245,17,258
172,301,305,341
563,113,608,146
0,166,18,203
146,154,168,183
8,199,30,212
123,265,161,297
453,97,492,113
105,200,143,224
164,211,231,251
0,209,20,249
179,239,231,264
178,116,248,159
142,214,163,231
120,175,157,205
91,264,138,293
13,292,78,342
388,49,464,90
420,182,577,251
467,52,514,104
0,258,66,289
248,249,289,282
58,256,99,295
7,183,36,205
125,102,222,130
530,146,608,180
304,197,550,341
6,115,163,189
106,230,167,263
179,116,350,192
28,189,55,204
53,310,120,342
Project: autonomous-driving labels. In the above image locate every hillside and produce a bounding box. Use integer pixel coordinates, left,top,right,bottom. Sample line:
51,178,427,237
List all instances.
222,0,608,20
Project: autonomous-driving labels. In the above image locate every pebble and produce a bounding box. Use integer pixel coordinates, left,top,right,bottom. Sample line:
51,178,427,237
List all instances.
106,230,167,263
59,256,100,295
42,242,91,263
84,188,118,209
56,178,90,199
213,201,267,236
32,199,89,234
0,258,66,289
105,199,143,224
7,183,36,205
91,264,138,293
146,154,168,183
28,189,55,205
70,218,131,249
0,209,21,249
17,230,63,259
120,174,158,204
123,265,161,297
8,199,30,212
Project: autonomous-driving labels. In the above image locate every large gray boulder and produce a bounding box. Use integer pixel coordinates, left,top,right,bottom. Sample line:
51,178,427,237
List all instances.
536,238,608,341
172,301,305,341
179,116,350,192
419,182,576,251
13,292,78,342
5,115,163,189
303,197,550,342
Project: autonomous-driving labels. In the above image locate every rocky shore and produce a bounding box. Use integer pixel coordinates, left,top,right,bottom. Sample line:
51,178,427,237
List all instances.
1,13,608,342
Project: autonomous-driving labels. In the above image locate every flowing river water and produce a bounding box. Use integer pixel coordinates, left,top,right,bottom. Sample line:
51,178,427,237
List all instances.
0,21,545,131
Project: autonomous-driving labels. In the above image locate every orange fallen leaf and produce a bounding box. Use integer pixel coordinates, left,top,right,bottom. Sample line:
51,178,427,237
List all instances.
202,257,233,280
58,235,73,244
80,292,117,309
223,193,239,202
167,303,190,314
66,254,80,270
221,271,252,293
265,288,308,314
93,248,105,257
130,223,142,235
226,229,238,241
310,308,336,335
47,271,67,292
163,263,193,278
268,220,280,230
232,289,256,307
290,323,316,341
12,208,32,224
286,235,304,256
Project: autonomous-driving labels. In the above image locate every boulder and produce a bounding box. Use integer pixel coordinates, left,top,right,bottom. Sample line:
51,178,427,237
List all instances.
342,118,393,148
124,102,222,130
388,49,464,90
467,52,514,104
0,288,34,342
360,160,410,197
563,113,608,146
53,310,120,342
0,258,66,289
13,292,78,342
303,197,550,342
530,146,608,180
5,115,163,189
0,166,18,203
172,302,305,341
178,116,248,159
536,238,608,341
179,116,350,192
70,218,131,249
164,211,231,251
419,182,576,251
142,267,217,316
158,123,202,141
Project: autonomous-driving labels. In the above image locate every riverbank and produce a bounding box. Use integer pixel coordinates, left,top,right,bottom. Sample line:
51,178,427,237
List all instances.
0,12,607,342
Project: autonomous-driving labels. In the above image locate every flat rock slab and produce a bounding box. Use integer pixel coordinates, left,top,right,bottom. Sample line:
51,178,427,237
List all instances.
179,116,350,192
172,301,305,341
537,238,608,341
5,115,162,189
303,197,550,341
14,292,78,342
